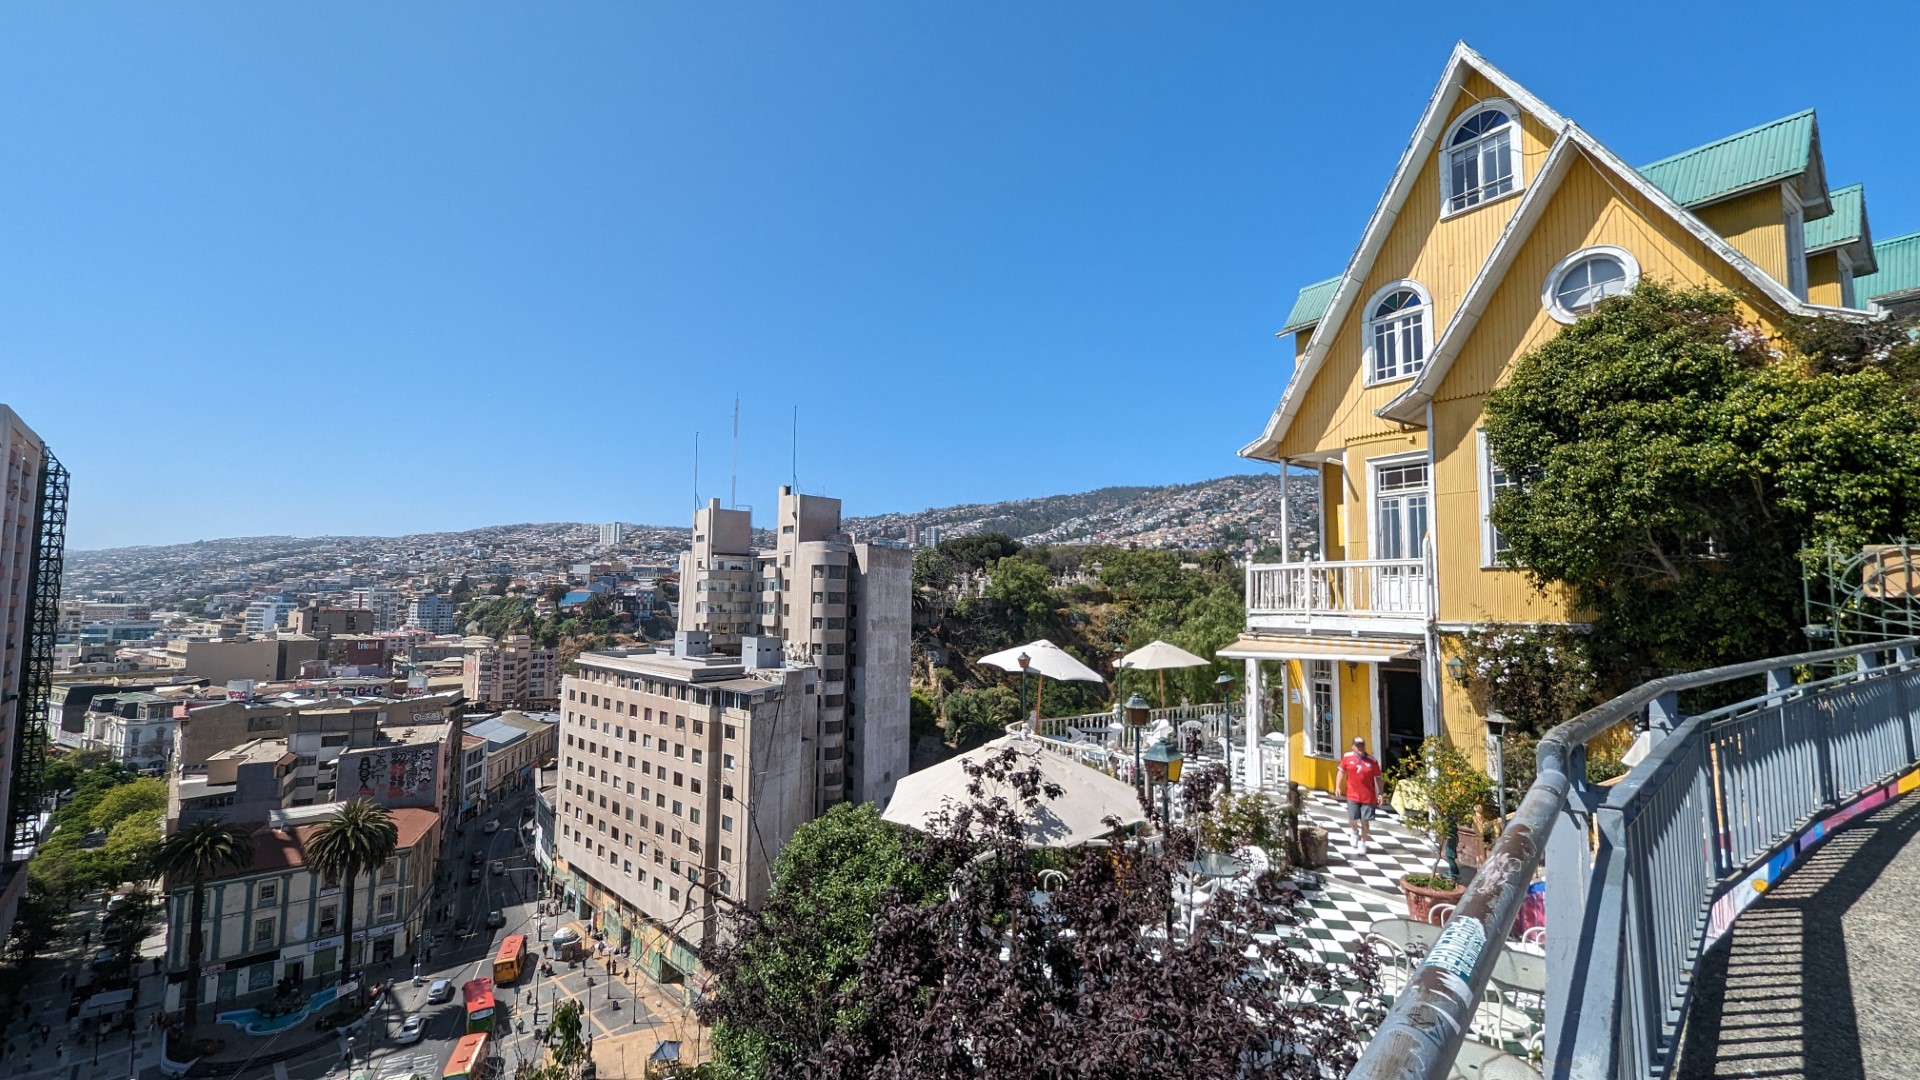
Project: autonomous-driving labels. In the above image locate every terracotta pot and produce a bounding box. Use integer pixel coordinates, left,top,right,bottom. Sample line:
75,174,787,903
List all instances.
1398,874,1467,923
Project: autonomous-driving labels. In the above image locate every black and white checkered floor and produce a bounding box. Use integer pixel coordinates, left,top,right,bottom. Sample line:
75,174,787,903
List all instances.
1296,789,1439,901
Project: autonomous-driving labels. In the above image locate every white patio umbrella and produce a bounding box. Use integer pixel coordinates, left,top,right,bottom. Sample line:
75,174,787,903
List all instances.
882,734,1147,847
1119,639,1210,707
978,639,1105,722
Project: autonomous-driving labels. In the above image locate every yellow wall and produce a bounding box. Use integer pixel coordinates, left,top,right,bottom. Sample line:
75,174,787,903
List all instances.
1695,185,1790,286
1273,72,1555,461
1807,250,1845,307
1320,464,1346,559
1283,659,1377,792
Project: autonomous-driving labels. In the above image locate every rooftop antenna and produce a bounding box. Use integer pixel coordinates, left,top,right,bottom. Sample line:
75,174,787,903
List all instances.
731,393,740,510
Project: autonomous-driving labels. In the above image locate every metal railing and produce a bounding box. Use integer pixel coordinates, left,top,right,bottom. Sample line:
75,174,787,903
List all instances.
1024,702,1241,743
1246,558,1427,618
1352,637,1920,1080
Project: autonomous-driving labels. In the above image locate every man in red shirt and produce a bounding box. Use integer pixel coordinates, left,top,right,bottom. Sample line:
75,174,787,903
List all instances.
1338,736,1384,853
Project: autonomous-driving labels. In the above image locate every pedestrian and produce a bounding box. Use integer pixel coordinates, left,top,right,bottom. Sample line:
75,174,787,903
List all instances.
53,1044,61,1061
1337,736,1384,854
82,930,90,948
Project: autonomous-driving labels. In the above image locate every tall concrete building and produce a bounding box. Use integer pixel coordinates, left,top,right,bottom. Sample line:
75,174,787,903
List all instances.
407,594,456,634
0,405,66,947
349,586,402,632
554,638,817,981
462,634,560,707
599,522,625,547
678,487,911,809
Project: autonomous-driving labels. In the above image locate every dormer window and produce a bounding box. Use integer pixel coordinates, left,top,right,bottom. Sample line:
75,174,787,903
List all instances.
1366,282,1431,384
1445,106,1520,214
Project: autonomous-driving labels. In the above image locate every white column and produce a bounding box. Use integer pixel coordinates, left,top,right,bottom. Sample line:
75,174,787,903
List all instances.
1244,657,1264,791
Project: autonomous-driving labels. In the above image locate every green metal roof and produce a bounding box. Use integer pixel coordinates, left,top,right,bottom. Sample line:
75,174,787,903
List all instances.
1638,110,1815,208
1280,275,1341,335
1804,183,1865,253
1852,231,1920,303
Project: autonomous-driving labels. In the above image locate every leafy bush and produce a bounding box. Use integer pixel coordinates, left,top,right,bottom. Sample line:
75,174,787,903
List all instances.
1388,737,1492,879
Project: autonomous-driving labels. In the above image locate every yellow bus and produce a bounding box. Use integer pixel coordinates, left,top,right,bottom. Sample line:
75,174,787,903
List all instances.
492,933,527,986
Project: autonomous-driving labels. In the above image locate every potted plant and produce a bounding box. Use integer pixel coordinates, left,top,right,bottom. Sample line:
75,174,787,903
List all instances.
1388,736,1493,921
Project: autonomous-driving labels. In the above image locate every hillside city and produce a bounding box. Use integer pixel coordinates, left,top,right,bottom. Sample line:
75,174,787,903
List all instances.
5,30,1920,1080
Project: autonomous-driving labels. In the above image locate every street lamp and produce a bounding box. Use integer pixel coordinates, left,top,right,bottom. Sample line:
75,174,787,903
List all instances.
1016,652,1032,728
1215,671,1235,794
1141,737,1183,825
1123,693,1151,798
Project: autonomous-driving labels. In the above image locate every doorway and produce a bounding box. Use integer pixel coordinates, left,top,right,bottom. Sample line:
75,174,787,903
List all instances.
1380,667,1424,775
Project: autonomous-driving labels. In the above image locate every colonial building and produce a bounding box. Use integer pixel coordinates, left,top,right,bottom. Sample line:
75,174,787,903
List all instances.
1227,44,1909,791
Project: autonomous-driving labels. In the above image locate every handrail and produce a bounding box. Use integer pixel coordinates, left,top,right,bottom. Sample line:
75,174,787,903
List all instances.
1350,635,1920,1080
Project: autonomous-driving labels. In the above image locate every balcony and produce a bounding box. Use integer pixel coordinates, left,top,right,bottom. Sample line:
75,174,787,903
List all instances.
1245,559,1428,635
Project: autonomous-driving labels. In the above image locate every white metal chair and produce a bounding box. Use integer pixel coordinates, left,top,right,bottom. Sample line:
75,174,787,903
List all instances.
1427,902,1457,926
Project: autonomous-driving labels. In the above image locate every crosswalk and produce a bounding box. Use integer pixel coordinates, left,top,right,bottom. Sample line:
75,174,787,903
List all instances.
372,1049,440,1080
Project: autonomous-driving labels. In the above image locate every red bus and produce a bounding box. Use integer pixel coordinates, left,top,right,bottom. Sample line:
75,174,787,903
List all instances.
443,1032,488,1080
462,977,495,1034
492,934,527,985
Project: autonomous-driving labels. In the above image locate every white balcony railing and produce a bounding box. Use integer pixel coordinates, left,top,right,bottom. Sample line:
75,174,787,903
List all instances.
1246,559,1428,620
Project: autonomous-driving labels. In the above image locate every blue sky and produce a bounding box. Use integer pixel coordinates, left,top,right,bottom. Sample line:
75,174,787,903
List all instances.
6,4,1915,549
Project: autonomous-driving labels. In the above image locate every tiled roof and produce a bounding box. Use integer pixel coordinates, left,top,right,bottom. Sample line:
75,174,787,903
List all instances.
203,806,440,882
1805,184,1866,253
1280,276,1341,335
1853,231,1920,303
1638,110,1815,208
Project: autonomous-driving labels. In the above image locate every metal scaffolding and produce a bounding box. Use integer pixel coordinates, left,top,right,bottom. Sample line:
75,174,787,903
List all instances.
1803,541,1920,649
10,452,66,853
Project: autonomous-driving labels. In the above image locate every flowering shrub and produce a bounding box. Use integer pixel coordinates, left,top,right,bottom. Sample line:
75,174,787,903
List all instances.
1454,624,1604,736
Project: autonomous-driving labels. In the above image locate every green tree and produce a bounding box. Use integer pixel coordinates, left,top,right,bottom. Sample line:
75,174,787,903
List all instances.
1484,283,1920,675
938,532,1023,572
548,999,587,1070
89,777,168,831
8,887,67,962
1097,549,1201,607
154,820,256,1028
102,807,165,883
942,686,1020,748
306,800,399,992
983,557,1056,641
704,804,950,1077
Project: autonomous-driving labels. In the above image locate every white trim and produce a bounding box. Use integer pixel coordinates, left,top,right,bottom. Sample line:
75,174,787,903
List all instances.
1783,184,1809,301
1368,664,1383,764
1541,244,1642,325
1304,658,1340,760
1838,249,1856,310
1439,98,1527,220
1363,450,1430,562
1475,428,1521,568
1240,44,1568,463
1361,279,1435,387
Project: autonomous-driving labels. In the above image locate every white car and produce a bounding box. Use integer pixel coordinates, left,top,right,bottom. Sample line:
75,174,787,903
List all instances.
426,978,454,1004
395,1014,426,1045
483,820,500,835
490,860,505,876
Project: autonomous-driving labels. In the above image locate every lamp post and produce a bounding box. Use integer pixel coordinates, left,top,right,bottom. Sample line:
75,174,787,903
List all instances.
1124,693,1150,798
1017,652,1032,729
1141,738,1183,827
1215,671,1235,794
1486,709,1509,822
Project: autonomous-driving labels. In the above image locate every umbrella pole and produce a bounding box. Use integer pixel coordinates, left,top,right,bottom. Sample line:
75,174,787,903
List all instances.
1157,669,1166,710
1035,676,1045,722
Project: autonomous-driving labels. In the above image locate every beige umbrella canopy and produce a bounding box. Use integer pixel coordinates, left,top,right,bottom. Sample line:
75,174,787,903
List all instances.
1119,639,1210,707
882,734,1147,848
978,639,1105,721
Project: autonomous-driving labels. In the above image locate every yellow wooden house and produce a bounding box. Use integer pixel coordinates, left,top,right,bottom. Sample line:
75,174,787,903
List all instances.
1222,44,1904,793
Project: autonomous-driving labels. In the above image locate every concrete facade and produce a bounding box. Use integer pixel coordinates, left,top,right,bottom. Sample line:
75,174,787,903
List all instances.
461,635,560,707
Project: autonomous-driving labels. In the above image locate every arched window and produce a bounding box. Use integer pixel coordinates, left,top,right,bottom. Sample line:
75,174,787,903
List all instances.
1367,284,1429,383
1445,106,1519,214
1543,247,1641,323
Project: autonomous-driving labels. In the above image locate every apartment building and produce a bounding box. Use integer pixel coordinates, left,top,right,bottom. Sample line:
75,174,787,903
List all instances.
465,710,557,801
76,691,179,768
348,586,402,632
554,637,817,983
292,604,384,637
600,522,625,547
679,487,912,809
461,635,560,708
243,597,298,635
0,404,67,951
406,595,456,635
458,734,487,819
160,804,440,1013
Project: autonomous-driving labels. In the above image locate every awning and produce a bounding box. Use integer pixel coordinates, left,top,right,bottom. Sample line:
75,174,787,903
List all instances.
1216,634,1417,664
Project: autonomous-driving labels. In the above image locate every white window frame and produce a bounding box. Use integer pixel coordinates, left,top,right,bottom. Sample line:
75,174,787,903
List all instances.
1542,245,1642,324
1366,452,1431,563
1783,185,1808,301
1440,99,1525,218
1306,660,1339,759
1362,280,1434,387
1477,429,1520,568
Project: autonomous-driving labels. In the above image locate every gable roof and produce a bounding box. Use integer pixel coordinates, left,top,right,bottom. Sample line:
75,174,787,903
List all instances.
1638,109,1830,218
1240,42,1568,461
1805,184,1867,253
1279,276,1341,335
1374,125,1876,425
1853,231,1920,304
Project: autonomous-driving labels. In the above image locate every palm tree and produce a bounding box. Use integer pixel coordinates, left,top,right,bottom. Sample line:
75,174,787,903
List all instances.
153,820,256,1029
306,800,399,995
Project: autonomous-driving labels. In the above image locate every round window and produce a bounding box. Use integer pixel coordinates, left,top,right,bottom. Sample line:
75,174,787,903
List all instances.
1544,247,1640,323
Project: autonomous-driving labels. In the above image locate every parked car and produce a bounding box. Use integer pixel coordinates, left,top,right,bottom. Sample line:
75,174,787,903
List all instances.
426,979,454,1004
485,910,505,929
490,860,505,876
395,1014,426,1045
483,820,500,835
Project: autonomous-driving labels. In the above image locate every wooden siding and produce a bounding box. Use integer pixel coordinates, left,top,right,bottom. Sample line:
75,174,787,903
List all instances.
1807,250,1845,307
1696,185,1789,286
1280,658,1376,792
1320,464,1346,560
1271,72,1555,460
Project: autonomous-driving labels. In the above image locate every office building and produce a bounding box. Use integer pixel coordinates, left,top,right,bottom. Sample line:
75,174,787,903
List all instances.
553,639,817,982
0,405,66,949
